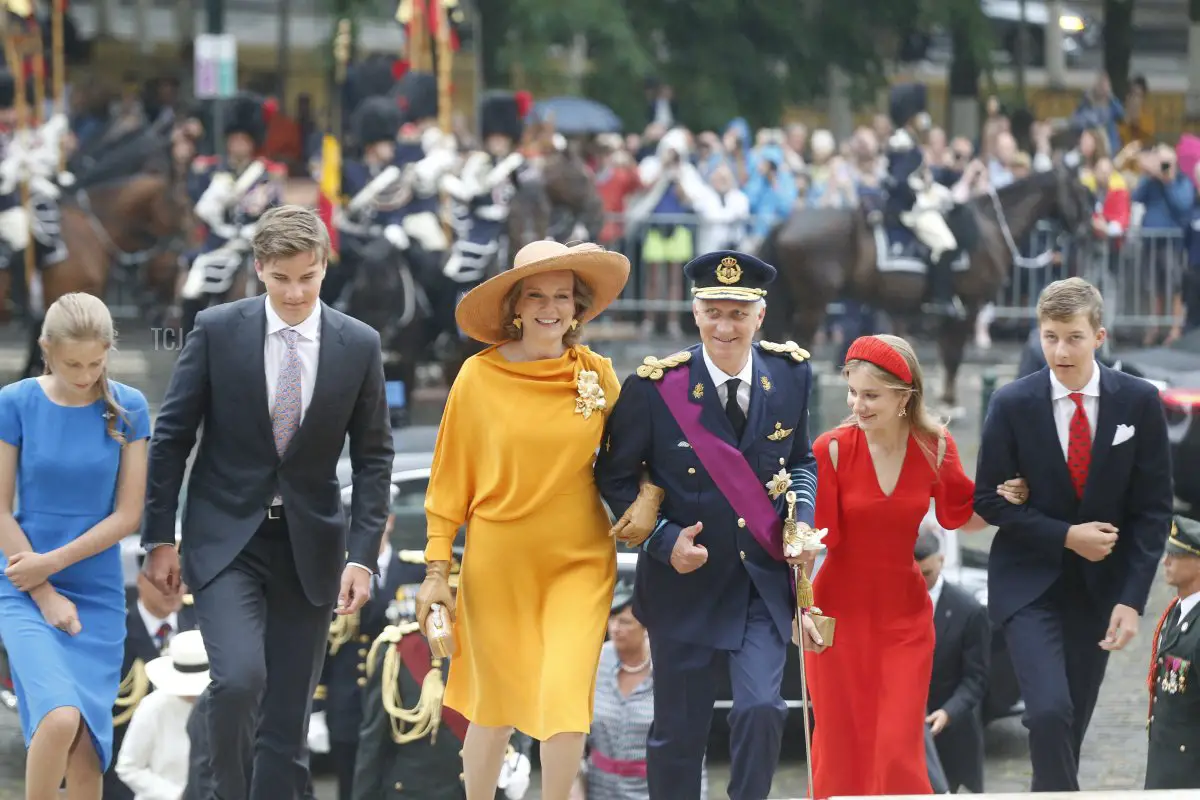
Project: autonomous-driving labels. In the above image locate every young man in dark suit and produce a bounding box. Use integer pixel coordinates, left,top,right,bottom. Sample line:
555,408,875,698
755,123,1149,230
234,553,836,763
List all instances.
974,277,1174,791
915,532,990,794
142,205,394,800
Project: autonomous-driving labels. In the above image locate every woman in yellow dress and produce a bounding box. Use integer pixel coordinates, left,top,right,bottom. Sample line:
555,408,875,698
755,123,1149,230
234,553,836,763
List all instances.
416,240,661,800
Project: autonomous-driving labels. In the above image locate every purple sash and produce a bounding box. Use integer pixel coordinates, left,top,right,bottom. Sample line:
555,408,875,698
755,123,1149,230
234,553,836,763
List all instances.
656,366,785,561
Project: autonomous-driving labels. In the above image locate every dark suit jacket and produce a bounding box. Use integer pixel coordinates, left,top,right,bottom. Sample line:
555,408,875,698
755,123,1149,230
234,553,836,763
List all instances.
928,580,990,794
595,342,817,650
104,600,199,800
143,297,394,605
974,365,1173,625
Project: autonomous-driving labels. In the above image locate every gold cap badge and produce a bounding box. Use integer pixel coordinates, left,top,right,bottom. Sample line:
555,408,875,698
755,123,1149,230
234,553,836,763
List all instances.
716,256,742,285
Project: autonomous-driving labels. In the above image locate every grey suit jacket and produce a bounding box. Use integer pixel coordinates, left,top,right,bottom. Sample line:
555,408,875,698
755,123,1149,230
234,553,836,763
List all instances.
143,296,394,605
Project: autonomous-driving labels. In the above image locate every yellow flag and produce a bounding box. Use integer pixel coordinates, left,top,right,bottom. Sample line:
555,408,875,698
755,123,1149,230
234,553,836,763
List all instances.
317,133,342,261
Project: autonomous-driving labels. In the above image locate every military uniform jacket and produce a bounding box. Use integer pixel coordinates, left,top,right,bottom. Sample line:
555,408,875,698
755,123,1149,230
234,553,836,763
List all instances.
394,134,439,217
340,158,408,233
0,130,22,213
353,628,534,800
1146,596,1200,789
594,341,817,650
313,550,413,744
192,156,285,250
884,127,924,220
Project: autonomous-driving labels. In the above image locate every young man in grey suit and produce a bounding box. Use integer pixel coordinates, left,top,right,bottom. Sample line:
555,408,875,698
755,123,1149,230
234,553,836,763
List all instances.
142,205,394,800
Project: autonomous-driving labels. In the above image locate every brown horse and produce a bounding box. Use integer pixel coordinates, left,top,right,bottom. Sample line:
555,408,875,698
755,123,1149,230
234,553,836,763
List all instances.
0,173,190,376
760,165,1093,408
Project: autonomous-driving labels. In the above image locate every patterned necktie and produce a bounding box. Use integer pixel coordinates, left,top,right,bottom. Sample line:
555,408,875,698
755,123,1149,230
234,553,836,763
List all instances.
1067,392,1091,498
155,622,172,652
272,328,303,456
725,378,746,439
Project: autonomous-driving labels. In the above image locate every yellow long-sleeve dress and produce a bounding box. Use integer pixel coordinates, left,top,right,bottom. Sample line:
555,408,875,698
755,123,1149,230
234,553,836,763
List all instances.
424,343,620,740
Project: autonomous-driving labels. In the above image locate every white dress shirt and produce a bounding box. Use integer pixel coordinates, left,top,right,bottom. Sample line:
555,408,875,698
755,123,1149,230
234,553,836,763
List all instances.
1048,362,1100,460
1178,590,1200,629
702,346,752,416
136,601,178,651
928,574,945,609
116,690,193,800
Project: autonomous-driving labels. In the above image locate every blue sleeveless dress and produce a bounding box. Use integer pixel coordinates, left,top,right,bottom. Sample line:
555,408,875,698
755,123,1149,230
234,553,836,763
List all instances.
0,378,150,769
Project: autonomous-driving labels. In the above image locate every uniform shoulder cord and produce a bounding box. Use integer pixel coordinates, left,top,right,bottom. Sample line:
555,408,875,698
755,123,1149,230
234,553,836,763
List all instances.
328,610,360,657
1147,596,1180,723
113,659,150,727
367,623,445,745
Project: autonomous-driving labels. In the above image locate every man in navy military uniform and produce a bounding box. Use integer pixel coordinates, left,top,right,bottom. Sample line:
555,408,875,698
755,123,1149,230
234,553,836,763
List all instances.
595,250,818,800
884,82,962,319
1145,516,1200,790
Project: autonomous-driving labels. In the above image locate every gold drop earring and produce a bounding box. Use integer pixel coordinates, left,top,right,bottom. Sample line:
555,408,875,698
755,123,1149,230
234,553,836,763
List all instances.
570,320,579,331
513,318,522,330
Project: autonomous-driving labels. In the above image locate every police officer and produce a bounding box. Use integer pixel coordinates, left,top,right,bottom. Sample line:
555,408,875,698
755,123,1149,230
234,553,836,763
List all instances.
310,488,407,800
104,558,198,800
884,82,962,320
1145,516,1200,790
595,250,818,800
440,91,526,336
325,95,407,307
180,92,285,337
353,549,533,799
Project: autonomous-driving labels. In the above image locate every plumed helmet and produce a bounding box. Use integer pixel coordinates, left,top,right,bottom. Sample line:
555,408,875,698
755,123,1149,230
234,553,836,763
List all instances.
479,91,524,142
353,95,402,147
224,92,267,146
392,71,437,125
346,54,398,112
888,83,928,128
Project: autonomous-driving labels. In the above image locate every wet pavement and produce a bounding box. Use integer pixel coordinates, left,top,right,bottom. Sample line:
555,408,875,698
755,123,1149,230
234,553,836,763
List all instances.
0,333,1173,797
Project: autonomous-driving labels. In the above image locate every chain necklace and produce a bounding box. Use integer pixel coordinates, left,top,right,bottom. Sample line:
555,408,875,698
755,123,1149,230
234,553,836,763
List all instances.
618,650,651,674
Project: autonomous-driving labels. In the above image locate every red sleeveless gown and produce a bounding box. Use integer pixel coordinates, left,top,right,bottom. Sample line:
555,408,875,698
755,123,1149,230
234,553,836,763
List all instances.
805,425,975,798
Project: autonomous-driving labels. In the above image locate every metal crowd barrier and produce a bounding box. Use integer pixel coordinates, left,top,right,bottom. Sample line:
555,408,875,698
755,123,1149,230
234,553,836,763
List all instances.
599,212,1193,333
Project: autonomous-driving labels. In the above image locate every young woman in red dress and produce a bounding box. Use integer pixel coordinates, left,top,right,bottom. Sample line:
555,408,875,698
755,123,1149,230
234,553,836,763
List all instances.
800,334,1028,798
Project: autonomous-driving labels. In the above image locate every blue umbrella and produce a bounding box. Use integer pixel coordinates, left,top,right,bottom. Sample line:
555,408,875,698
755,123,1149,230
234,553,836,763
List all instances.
527,96,623,136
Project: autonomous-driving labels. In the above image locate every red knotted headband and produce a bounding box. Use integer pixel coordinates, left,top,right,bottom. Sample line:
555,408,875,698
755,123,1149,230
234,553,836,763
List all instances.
845,336,913,383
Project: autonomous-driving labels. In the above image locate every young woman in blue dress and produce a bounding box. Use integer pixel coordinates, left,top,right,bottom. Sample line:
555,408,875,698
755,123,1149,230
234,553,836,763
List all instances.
0,292,150,800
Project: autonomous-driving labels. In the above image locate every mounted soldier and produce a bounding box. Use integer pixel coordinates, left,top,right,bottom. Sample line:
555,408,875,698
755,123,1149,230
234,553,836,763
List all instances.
393,70,455,279
326,95,407,307
440,91,526,335
0,69,29,277
883,82,962,319
179,92,285,337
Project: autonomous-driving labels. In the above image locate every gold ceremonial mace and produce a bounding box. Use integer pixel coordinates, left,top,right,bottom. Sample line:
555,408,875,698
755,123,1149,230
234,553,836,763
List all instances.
434,0,451,135
784,490,817,799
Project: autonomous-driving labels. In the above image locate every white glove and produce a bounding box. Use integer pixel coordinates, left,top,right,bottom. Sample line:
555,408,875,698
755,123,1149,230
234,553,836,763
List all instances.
384,224,411,251
498,752,531,800
239,224,257,241
482,153,524,190
57,172,75,188
307,710,330,754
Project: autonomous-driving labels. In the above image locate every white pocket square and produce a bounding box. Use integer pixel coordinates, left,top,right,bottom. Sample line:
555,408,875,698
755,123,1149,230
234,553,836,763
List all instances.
1112,424,1135,446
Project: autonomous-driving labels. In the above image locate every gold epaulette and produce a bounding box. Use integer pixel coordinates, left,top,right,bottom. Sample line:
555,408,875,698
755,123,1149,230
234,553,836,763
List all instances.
328,609,360,656
113,659,150,727
398,550,425,564
757,340,811,363
635,350,692,381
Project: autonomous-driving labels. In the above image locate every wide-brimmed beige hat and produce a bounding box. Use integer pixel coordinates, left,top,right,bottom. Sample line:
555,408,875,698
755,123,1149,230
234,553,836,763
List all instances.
145,630,211,697
455,240,630,345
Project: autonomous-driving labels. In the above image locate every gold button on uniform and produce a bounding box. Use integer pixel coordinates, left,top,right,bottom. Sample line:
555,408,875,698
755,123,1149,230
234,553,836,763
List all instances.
737,518,746,528
356,677,366,687
357,648,367,657
358,634,370,643
393,782,403,791
779,458,785,465
357,663,366,672
688,467,696,474
739,551,746,560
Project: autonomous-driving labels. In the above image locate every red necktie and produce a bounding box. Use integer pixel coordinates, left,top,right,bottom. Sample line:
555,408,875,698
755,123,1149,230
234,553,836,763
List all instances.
1067,392,1091,498
156,622,173,651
